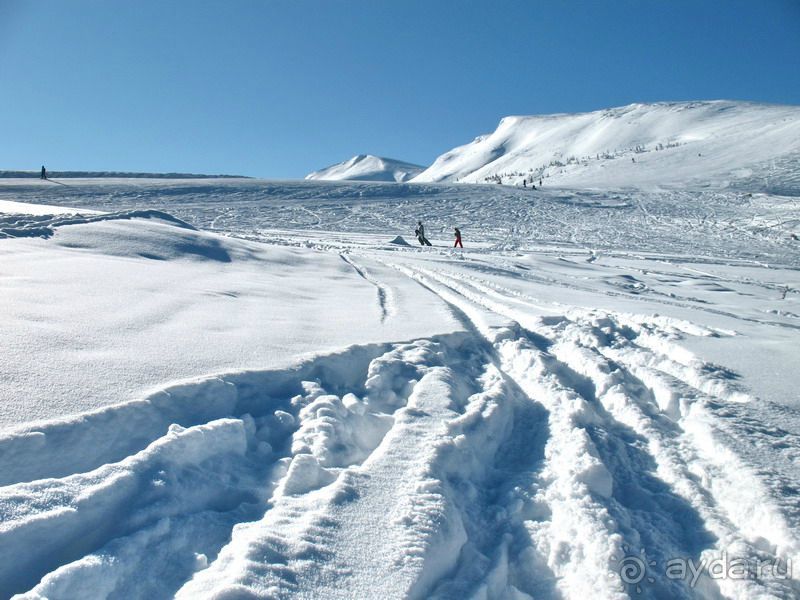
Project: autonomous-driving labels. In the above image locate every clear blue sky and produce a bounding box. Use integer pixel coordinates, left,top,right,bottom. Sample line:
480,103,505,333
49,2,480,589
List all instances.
1,0,799,178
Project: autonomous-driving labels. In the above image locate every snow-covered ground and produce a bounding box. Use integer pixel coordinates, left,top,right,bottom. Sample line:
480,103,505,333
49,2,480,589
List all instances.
306,155,425,182
0,161,798,599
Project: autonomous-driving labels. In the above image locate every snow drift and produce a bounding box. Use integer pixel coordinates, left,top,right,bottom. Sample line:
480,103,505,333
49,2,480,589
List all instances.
0,204,460,427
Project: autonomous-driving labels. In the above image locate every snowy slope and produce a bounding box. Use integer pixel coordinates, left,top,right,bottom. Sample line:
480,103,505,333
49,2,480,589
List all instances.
413,101,800,193
1,159,799,599
0,204,459,427
306,154,425,182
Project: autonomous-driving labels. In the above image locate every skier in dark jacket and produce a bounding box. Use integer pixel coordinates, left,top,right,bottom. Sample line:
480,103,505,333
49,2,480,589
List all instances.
416,221,432,246
40,166,46,180
454,227,463,248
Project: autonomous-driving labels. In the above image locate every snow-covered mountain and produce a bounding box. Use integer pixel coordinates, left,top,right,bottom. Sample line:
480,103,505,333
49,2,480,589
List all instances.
413,101,800,192
306,154,425,182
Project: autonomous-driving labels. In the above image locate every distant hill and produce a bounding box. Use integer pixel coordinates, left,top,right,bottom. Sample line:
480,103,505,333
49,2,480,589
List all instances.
306,155,425,183
0,171,248,179
412,101,800,194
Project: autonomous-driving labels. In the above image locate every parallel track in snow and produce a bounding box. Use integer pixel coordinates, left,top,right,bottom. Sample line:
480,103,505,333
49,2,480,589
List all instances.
384,260,800,598
3,257,798,599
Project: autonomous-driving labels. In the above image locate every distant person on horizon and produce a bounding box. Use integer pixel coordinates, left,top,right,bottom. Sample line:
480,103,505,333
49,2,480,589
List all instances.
454,227,463,248
40,165,46,179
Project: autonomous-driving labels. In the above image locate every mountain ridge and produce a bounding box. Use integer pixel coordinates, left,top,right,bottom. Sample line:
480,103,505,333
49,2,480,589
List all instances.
412,100,800,193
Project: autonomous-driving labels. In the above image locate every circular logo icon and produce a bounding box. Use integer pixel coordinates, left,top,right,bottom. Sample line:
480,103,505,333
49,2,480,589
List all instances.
610,546,656,594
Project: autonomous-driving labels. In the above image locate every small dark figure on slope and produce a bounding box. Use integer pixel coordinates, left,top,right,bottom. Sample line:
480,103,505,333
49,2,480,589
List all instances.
416,221,432,246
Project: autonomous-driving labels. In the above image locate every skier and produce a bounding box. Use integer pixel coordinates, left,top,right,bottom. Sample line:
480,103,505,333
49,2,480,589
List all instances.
40,165,46,180
454,227,463,248
416,221,432,246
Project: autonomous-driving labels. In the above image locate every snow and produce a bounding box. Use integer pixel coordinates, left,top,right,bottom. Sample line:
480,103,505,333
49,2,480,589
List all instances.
0,199,102,216
1,102,800,598
412,101,800,193
0,210,459,427
306,154,425,182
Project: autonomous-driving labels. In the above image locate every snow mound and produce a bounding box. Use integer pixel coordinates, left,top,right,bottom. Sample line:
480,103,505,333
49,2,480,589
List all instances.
0,207,194,240
413,101,800,192
0,201,237,263
389,235,412,246
306,154,425,182
50,215,235,263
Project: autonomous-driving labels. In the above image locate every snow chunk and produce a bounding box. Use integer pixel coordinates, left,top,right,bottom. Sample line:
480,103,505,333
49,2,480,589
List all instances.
280,454,336,495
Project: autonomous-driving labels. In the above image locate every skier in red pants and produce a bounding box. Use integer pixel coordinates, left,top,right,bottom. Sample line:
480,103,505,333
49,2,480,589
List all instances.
454,227,463,248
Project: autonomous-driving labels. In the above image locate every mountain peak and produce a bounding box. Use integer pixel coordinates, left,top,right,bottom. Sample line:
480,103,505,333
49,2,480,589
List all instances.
306,155,425,183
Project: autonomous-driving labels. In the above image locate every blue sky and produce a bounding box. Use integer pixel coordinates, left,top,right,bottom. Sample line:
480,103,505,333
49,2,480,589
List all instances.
1,0,799,178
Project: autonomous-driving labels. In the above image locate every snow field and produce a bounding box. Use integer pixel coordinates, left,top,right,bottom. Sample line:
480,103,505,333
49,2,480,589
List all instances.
11,268,777,597
0,209,460,426
1,173,798,598
3,179,798,266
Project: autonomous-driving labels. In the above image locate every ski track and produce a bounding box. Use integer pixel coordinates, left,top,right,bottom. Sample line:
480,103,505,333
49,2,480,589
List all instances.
2,255,799,599
378,260,800,598
339,253,392,323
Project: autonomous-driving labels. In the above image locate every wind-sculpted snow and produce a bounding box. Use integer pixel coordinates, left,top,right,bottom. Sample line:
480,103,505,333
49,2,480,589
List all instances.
0,209,461,426
0,207,195,239
4,276,797,598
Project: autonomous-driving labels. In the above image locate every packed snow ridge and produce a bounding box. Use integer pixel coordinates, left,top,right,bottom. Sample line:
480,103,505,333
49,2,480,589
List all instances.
306,154,425,182
413,100,800,193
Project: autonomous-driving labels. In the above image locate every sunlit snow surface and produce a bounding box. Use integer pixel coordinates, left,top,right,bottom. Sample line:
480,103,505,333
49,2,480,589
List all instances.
0,177,799,599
